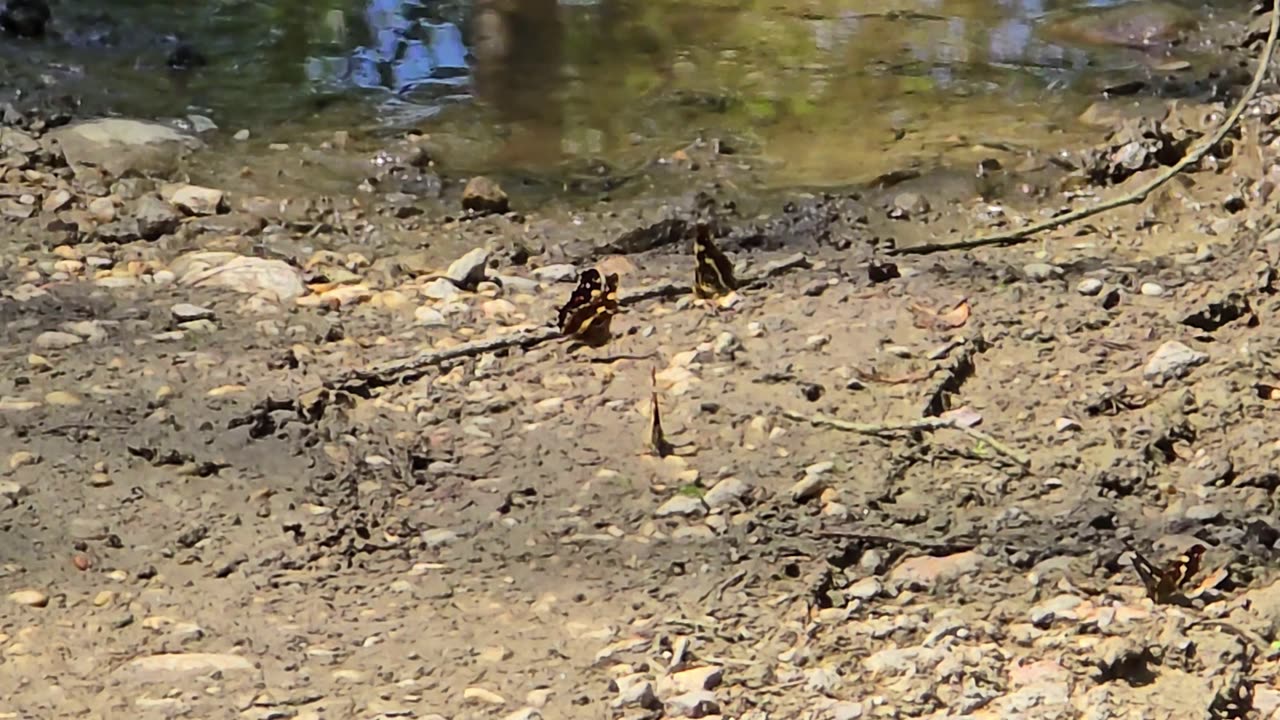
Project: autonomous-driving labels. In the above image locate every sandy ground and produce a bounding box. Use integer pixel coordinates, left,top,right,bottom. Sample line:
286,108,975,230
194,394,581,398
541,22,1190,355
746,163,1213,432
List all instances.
6,19,1280,720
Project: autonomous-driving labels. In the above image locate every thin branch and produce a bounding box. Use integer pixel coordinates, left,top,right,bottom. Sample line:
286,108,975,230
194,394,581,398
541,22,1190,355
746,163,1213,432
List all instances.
324,253,813,392
781,409,1031,470
887,3,1280,257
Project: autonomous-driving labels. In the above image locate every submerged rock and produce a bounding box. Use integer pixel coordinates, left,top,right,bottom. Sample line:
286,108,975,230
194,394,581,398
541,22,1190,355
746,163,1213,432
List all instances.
51,118,203,179
462,176,509,214
1042,2,1196,49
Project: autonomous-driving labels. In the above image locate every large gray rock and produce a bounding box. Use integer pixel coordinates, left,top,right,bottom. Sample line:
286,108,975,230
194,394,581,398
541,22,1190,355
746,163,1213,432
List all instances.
50,118,203,179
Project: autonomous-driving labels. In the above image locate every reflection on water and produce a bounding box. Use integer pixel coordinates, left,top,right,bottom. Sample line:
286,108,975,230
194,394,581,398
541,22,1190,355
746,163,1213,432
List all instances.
25,0,1241,185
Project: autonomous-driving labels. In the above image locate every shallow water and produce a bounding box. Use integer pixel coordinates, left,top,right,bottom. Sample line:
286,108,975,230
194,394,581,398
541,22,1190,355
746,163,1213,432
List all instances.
0,0,1253,188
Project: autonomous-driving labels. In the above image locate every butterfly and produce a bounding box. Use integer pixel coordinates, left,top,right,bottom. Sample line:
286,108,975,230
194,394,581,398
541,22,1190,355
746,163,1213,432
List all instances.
693,223,738,299
648,366,673,457
1123,540,1205,604
556,268,620,346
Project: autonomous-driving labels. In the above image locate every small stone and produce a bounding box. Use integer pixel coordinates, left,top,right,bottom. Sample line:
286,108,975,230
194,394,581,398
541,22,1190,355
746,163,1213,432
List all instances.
8,450,40,470
8,589,48,608
233,129,250,141
656,494,706,517
171,303,214,322
1054,417,1081,432
712,331,741,358
35,330,83,349
831,701,865,720
445,247,490,289
790,474,826,503
1023,263,1063,282
847,577,882,600
703,477,749,508
45,391,82,406
669,665,723,693
665,689,719,718
133,195,181,239
612,674,658,709
1143,340,1208,381
889,550,982,589
1076,278,1104,296
463,687,507,705
42,188,71,212
422,278,462,301
1140,281,1165,297
462,176,509,214
421,528,460,548
414,306,447,326
526,689,553,708
531,264,578,283
805,334,831,350
116,653,254,680
892,192,930,216
165,184,225,216
87,196,116,222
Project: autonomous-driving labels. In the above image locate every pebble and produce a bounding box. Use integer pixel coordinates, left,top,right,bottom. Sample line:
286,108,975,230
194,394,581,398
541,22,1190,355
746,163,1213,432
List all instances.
414,306,447,326
421,528,460,548
703,477,749,508
8,450,40,470
1140,281,1165,297
1054,417,1081,432
1023,262,1063,282
171,303,215,322
531,264,578,283
655,494,706,517
166,184,225,216
463,687,507,705
45,391,82,406
665,689,720,718
669,665,723,693
42,188,71,212
612,674,658,709
35,330,83,349
1143,340,1208,381
1076,278,1104,296
87,196,116,222
116,652,254,680
8,589,48,607
445,247,490,289
790,474,826,503
233,129,251,141
422,278,462,301
805,334,831,350
846,577,883,600
888,550,981,588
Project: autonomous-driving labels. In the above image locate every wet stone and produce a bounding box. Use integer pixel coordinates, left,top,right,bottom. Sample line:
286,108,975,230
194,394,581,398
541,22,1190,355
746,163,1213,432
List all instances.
462,176,509,214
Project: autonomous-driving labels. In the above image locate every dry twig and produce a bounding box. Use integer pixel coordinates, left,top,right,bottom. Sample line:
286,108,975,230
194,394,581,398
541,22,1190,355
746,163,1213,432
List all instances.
782,409,1031,470
887,3,1280,257
325,253,811,392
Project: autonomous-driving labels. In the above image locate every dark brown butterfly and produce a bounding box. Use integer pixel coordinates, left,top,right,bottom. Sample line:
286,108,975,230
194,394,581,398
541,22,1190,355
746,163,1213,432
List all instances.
648,366,673,457
693,224,738,299
1123,540,1205,604
556,268,620,345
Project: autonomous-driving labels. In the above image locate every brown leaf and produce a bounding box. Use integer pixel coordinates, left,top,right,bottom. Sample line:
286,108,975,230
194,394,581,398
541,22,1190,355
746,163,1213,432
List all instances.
910,298,970,331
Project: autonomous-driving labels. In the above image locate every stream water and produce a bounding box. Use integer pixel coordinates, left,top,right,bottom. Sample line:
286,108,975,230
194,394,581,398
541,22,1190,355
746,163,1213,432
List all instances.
0,0,1254,188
